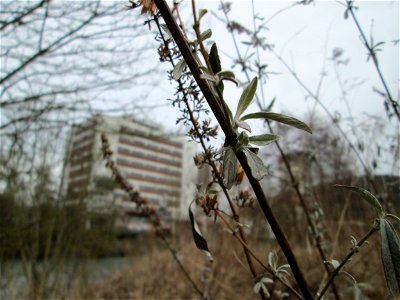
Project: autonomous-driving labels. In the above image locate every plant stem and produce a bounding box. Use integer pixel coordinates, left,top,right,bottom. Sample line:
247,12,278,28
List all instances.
156,228,204,297
153,13,265,299
345,0,400,123
215,11,339,298
215,210,305,300
270,48,383,201
317,225,379,299
191,0,213,74
101,133,203,298
153,0,312,298
267,123,341,300
236,150,313,300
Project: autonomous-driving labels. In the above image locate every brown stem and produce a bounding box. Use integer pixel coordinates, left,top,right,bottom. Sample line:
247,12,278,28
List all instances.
215,210,304,300
317,225,379,299
267,123,341,300
270,48,383,201
156,227,204,297
345,0,400,123
153,13,264,299
191,0,213,74
101,134,203,298
153,0,312,298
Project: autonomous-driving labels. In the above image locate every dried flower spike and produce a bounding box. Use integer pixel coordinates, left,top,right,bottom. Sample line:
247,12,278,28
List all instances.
235,165,245,185
139,0,157,16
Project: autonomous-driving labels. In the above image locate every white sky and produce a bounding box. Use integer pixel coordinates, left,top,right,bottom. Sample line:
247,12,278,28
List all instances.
1,1,397,190
147,0,398,127
136,0,399,174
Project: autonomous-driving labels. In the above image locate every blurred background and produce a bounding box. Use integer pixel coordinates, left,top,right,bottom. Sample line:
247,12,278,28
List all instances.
0,1,398,299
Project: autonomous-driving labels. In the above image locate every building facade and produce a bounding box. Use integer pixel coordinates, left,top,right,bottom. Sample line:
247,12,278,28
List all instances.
62,115,198,228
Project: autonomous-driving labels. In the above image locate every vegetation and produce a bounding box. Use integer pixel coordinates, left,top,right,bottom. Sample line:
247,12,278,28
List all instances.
1,1,399,299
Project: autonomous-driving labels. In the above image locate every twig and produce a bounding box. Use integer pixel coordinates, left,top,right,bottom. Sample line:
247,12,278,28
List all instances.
191,0,213,74
217,4,340,297
317,224,379,299
345,0,400,123
156,229,204,297
270,48,383,200
153,1,313,298
153,12,265,299
215,210,305,300
267,122,341,300
0,0,48,31
100,133,203,298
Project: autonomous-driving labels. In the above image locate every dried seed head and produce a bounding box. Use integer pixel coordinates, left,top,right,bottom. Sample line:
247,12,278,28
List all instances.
193,153,204,168
196,192,218,216
237,189,254,208
139,0,157,16
158,44,170,61
235,165,245,185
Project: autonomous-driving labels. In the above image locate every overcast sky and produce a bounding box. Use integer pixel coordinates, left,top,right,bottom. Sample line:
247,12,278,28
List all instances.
132,0,398,174
145,0,398,126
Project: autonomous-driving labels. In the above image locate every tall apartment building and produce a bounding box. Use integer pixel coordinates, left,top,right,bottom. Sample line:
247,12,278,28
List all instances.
62,115,198,228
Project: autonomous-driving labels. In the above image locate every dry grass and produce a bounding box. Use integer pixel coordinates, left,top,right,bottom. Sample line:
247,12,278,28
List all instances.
81,227,262,300
69,217,391,300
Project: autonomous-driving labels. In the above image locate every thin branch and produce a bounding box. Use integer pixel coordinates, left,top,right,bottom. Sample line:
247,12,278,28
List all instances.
1,4,99,85
345,0,400,122
153,13,264,299
216,5,339,297
100,134,204,298
215,210,305,300
0,0,48,31
267,122,341,300
153,1,313,299
270,48,383,200
317,224,379,299
38,0,50,50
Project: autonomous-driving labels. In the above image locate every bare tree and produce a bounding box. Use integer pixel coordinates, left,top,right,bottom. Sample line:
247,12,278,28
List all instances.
0,1,165,199
0,0,159,140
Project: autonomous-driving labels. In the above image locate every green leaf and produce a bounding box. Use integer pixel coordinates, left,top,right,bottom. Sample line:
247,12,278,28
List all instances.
344,9,349,20
241,112,312,134
248,147,259,155
244,148,268,180
199,66,209,73
380,218,400,297
217,71,238,86
217,81,224,94
160,23,172,39
217,70,235,78
374,41,385,48
222,100,232,123
235,120,251,132
223,148,237,190
173,58,186,80
236,131,249,148
200,29,212,42
189,200,213,261
200,73,217,82
249,134,279,146
334,185,383,214
234,77,258,121
268,250,278,270
198,8,208,20
386,214,400,224
209,43,221,74
326,259,340,270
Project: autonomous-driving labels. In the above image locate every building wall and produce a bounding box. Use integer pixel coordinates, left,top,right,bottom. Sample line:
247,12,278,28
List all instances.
63,118,97,200
179,139,199,219
63,115,198,222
